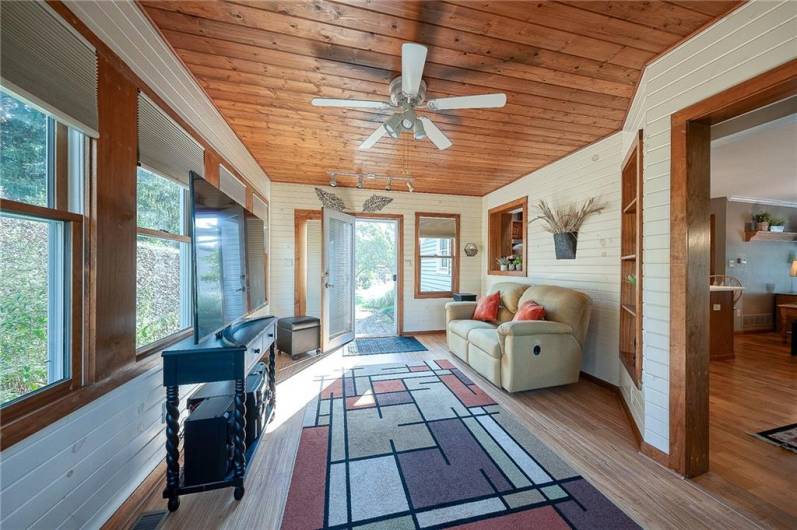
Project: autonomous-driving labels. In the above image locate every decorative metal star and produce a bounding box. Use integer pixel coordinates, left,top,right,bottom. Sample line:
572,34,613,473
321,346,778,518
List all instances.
315,187,348,212
362,194,393,212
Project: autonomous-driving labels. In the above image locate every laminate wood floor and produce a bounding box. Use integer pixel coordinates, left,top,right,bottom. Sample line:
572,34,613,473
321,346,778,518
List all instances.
138,334,773,529
693,332,797,528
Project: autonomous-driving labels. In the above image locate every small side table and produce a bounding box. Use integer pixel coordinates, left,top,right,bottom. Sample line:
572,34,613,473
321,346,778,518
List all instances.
776,303,797,344
453,293,477,302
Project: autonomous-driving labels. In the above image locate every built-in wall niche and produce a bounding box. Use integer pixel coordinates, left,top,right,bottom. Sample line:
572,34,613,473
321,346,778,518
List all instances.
488,197,527,275
620,130,643,388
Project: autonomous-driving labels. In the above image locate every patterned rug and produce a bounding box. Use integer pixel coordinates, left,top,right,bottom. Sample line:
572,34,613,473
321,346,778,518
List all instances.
753,423,797,453
344,336,428,356
281,360,639,529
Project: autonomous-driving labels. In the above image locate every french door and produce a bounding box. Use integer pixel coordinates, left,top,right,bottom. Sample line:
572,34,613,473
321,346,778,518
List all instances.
321,208,355,351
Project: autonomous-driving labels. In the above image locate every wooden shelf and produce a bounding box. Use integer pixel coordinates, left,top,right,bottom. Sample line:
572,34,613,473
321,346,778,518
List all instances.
744,230,797,242
619,129,643,389
622,198,637,214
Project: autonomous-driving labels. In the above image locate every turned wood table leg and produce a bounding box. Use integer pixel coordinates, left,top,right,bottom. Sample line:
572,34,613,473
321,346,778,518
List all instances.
233,377,247,499
268,342,276,414
165,384,180,511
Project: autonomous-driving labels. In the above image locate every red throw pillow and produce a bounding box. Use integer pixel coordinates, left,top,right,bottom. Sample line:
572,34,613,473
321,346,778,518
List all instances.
513,301,545,321
473,291,501,323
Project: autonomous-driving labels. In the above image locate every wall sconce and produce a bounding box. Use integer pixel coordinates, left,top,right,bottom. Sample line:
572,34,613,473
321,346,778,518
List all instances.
464,243,478,257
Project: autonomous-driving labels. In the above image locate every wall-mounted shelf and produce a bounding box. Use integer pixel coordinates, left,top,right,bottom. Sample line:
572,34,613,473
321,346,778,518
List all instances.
744,230,797,242
620,130,643,389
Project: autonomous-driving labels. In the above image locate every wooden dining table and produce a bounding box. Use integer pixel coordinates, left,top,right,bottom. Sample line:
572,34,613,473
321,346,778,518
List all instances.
776,303,797,343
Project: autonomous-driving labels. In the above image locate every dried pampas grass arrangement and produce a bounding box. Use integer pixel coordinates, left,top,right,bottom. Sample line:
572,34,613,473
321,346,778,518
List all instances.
529,198,605,234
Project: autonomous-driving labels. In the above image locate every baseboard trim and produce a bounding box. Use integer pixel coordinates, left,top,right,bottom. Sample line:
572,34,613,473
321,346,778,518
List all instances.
102,459,165,530
579,371,617,391
641,441,671,469
402,329,445,336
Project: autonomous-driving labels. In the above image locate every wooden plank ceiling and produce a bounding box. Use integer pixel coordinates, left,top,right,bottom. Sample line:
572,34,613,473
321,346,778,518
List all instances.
141,0,740,196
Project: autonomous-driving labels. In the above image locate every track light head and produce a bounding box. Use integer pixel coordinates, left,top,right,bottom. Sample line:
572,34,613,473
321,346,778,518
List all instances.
386,177,393,192
356,175,364,189
329,173,337,187
407,180,415,192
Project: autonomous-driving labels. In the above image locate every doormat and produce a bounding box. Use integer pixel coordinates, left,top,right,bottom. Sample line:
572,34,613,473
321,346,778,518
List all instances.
753,423,797,453
344,336,428,356
281,360,639,529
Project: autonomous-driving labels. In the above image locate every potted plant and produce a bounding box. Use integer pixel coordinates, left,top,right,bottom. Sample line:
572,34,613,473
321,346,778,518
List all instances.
769,215,786,232
507,256,516,271
497,256,509,271
513,255,523,271
753,212,771,231
530,198,605,259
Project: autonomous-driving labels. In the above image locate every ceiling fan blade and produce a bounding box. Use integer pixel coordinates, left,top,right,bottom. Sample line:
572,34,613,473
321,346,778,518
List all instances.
359,125,388,150
312,98,392,110
418,117,452,150
426,93,507,111
401,43,428,97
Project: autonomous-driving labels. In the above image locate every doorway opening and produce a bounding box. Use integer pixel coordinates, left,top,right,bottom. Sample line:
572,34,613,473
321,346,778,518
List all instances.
355,218,399,337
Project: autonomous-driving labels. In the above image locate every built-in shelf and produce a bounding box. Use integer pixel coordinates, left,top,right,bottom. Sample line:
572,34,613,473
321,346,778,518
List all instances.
620,129,643,390
622,198,637,214
743,230,797,242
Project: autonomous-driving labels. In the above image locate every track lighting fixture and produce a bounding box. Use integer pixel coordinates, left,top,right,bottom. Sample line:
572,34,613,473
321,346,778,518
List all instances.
386,177,393,192
406,180,415,193
326,171,414,193
329,173,337,187
356,175,364,189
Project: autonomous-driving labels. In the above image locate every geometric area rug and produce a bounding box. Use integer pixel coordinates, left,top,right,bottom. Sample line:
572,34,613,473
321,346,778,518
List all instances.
281,360,639,529
753,423,797,453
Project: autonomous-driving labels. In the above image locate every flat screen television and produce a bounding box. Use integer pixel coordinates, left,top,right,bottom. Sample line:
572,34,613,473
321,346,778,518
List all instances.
190,172,267,342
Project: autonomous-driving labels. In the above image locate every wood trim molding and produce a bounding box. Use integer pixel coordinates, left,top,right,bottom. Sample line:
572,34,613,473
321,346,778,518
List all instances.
414,212,461,299
640,442,671,469
669,58,797,478
579,371,642,448
487,197,527,275
136,226,191,244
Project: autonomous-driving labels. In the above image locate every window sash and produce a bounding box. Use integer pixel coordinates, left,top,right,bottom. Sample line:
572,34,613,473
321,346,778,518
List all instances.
0,198,83,415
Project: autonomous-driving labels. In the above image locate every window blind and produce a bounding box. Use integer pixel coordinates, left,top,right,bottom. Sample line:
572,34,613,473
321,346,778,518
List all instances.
419,217,457,238
219,165,246,207
138,94,204,185
1,1,98,137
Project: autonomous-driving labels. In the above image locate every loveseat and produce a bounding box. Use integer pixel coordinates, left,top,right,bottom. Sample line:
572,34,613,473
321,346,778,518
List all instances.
445,283,592,392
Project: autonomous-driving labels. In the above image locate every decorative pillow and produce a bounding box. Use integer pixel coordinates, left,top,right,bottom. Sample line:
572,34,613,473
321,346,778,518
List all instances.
513,301,545,321
473,291,501,323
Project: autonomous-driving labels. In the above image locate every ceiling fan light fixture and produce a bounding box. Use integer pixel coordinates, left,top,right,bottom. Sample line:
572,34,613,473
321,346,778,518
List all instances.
413,118,426,140
401,108,416,130
384,113,403,138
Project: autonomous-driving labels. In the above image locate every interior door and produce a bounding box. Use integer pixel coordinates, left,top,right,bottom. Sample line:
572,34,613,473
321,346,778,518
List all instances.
322,208,355,351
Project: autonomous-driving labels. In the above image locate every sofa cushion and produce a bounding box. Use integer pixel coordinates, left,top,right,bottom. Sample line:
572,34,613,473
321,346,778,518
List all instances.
449,319,496,340
468,328,502,359
487,282,530,323
513,301,545,321
473,291,500,322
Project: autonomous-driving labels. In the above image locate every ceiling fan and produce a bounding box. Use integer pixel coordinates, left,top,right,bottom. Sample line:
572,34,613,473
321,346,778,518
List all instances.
311,43,507,151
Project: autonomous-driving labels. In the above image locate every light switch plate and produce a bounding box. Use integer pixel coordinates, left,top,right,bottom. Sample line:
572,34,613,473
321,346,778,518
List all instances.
713,304,721,311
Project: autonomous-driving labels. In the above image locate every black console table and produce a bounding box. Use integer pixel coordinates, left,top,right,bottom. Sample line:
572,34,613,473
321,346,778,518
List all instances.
161,316,276,511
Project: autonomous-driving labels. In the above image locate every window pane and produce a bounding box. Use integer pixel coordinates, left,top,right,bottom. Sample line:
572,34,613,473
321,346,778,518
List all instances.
136,235,190,348
0,92,49,207
419,237,453,257
1,213,66,405
419,257,452,293
137,167,184,234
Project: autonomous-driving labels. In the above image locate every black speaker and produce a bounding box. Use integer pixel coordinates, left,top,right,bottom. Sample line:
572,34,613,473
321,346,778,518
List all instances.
183,395,234,486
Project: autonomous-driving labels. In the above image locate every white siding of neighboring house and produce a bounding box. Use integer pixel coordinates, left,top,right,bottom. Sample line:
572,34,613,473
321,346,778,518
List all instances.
419,238,454,293
269,183,482,332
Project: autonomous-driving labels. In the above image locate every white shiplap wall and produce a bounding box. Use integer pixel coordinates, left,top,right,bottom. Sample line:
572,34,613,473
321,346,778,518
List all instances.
0,366,198,529
482,133,626,394
625,0,797,453
269,183,483,331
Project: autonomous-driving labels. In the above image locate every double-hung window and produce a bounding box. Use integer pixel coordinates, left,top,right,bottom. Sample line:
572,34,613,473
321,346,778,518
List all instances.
135,167,192,353
415,213,460,298
0,91,86,410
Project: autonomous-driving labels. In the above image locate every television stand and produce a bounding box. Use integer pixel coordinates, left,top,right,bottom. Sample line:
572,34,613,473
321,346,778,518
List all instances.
161,316,276,511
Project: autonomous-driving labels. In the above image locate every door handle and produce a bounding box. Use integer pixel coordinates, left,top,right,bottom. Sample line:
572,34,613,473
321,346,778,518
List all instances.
325,282,334,288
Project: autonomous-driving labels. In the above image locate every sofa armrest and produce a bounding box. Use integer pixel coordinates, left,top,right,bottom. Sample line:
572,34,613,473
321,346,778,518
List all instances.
445,301,477,323
497,320,573,336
